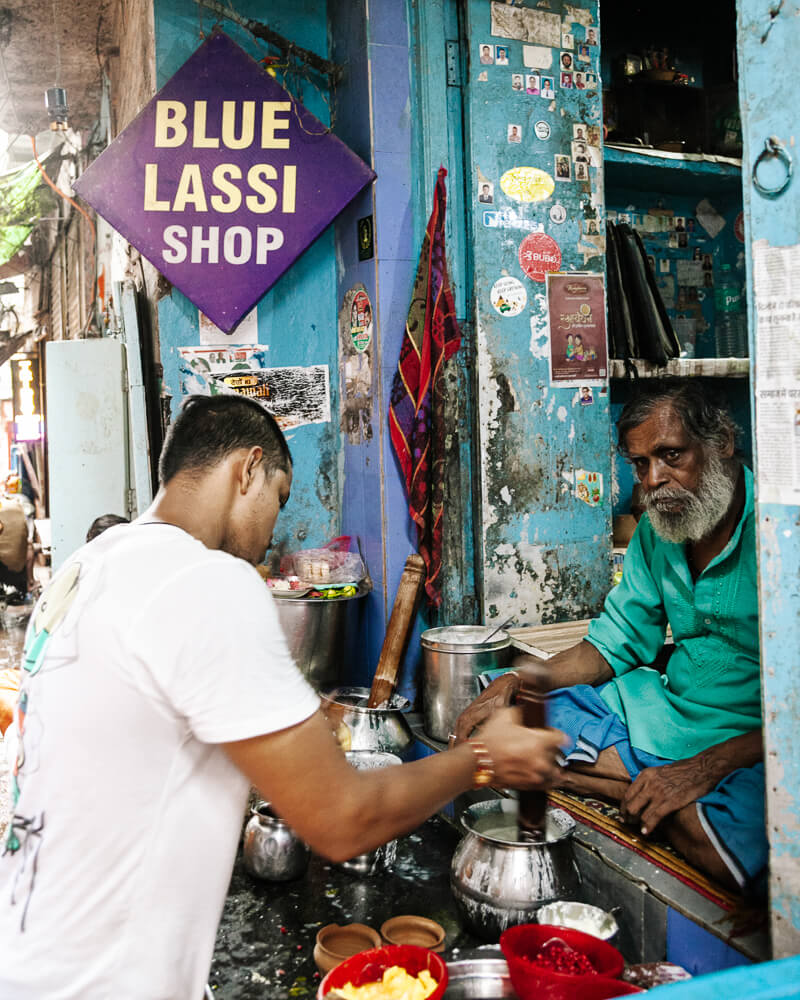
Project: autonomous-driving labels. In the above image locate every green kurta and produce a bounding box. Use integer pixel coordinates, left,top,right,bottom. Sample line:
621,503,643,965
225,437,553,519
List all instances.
586,466,761,761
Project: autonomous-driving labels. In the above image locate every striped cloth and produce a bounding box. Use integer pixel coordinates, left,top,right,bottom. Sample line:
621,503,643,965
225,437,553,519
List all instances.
388,167,461,606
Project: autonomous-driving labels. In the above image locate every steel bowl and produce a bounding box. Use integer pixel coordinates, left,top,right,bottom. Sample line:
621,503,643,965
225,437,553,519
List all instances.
536,901,619,940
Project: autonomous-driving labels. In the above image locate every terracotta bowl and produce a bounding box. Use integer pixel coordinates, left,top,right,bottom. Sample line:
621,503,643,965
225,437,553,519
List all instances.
380,915,446,953
313,922,382,975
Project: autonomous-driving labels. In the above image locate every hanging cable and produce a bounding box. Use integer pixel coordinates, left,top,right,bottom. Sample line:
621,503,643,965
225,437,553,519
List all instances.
31,134,97,336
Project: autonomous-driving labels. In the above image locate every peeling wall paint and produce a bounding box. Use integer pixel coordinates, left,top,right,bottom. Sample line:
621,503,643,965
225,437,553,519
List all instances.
465,0,611,625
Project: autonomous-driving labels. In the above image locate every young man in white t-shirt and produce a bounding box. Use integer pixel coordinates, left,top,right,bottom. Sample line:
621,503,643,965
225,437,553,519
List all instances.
0,394,564,999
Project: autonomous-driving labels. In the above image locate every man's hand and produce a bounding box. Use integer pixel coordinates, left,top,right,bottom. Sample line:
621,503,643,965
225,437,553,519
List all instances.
454,672,519,743
620,759,719,835
620,729,763,835
477,706,566,789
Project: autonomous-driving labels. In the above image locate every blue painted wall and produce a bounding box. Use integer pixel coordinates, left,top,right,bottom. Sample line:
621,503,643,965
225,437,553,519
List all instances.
153,0,343,570
461,0,612,625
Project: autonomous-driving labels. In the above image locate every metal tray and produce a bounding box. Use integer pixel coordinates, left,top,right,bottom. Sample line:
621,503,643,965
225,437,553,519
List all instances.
445,958,517,999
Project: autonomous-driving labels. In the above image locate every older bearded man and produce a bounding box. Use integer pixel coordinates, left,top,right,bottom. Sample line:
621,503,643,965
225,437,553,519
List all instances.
456,380,765,892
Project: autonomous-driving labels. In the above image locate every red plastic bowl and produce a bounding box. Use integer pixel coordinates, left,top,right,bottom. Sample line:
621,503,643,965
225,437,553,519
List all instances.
316,943,448,999
500,924,626,1000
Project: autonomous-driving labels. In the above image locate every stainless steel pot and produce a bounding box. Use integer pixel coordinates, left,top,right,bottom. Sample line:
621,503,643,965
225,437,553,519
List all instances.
274,588,369,691
322,686,414,759
242,802,310,882
450,798,580,941
336,750,403,875
421,626,512,742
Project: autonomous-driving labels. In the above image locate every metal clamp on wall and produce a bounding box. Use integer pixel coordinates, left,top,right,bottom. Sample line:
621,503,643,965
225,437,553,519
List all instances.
752,136,793,199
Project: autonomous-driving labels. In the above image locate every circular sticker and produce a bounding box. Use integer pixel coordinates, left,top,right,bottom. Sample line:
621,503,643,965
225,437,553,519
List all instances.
534,120,551,140
490,276,527,317
549,203,567,224
734,211,745,243
500,166,555,203
518,233,562,282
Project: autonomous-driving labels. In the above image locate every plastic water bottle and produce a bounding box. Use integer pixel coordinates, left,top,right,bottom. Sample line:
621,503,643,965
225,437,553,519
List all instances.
715,264,748,357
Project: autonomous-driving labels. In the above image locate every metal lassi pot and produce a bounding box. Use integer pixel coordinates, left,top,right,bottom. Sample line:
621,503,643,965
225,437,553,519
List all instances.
450,798,581,940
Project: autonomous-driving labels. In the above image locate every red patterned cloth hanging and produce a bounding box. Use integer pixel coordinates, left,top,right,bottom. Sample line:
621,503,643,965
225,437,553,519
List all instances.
388,167,462,606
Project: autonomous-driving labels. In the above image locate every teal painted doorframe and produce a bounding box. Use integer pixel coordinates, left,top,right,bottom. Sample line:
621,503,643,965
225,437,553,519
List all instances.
737,0,800,957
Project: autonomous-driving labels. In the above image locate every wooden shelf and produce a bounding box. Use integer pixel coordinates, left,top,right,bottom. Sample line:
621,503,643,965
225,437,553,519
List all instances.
610,357,749,378
604,144,742,195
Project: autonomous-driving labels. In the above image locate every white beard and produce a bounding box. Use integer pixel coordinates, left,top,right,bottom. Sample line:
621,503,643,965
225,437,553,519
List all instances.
643,453,737,544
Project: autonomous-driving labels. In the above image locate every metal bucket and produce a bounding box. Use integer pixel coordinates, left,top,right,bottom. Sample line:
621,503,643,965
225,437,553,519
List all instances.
274,588,368,691
421,626,512,742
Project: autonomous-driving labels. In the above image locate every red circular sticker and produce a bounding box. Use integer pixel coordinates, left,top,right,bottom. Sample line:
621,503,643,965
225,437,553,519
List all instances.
518,233,562,282
734,211,745,243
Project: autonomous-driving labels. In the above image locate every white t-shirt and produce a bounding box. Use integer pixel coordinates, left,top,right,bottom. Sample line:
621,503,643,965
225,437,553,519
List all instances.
0,521,320,999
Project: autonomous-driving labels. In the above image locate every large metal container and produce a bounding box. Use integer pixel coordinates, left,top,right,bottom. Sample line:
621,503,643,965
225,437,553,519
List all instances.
242,802,310,882
421,626,512,742
274,588,368,691
450,798,580,941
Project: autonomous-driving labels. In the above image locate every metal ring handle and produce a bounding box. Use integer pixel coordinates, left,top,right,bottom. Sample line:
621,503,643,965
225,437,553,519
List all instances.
752,136,793,199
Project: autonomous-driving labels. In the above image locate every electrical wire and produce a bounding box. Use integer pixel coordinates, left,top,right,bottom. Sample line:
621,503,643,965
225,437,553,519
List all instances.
30,134,97,335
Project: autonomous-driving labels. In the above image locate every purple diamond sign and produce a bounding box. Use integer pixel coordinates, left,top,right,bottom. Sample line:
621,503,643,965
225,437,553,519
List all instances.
73,32,376,332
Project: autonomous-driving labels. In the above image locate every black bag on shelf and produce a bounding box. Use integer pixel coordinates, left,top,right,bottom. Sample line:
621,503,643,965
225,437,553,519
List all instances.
607,222,681,367
606,221,637,359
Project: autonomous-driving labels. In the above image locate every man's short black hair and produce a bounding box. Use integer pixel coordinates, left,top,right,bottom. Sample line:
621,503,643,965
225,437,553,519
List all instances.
616,378,738,457
86,513,129,542
158,394,292,485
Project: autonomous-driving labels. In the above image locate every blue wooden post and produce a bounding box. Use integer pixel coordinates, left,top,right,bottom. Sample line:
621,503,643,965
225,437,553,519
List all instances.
737,0,800,956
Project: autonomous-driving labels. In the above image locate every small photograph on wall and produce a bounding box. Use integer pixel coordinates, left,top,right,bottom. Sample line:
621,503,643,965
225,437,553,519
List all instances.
587,125,601,145
479,43,494,65
584,72,597,90
508,123,523,143
495,45,509,65
560,51,574,72
575,161,589,181
561,72,573,88
572,141,590,163
562,31,574,49
586,26,598,45
583,219,601,236
577,43,591,62
541,76,555,99
573,123,588,141
526,74,540,94
574,72,586,90
478,181,494,204
512,73,524,91
555,154,571,181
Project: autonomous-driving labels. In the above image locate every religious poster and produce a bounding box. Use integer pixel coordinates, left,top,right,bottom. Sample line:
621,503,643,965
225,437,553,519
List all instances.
178,346,330,430
74,32,375,333
546,272,608,386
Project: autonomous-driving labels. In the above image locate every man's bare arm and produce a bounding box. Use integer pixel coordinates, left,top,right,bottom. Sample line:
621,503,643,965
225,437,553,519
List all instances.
621,729,764,835
224,707,565,863
454,640,612,742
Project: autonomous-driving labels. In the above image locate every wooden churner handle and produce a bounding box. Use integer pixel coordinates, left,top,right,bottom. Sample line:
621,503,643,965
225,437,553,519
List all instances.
366,553,426,709
516,662,550,841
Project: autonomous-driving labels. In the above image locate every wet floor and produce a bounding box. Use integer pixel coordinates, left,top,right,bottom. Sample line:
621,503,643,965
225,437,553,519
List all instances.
0,606,30,839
